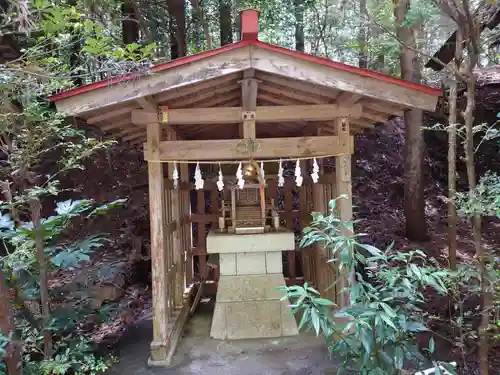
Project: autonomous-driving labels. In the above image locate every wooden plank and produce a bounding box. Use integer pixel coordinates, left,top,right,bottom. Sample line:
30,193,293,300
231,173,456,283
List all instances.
168,84,240,108
54,46,252,116
241,75,258,138
146,122,169,361
168,161,184,308
87,105,136,124
131,104,362,125
335,92,362,105
335,117,353,309
196,190,206,280
255,71,339,100
284,187,296,281
154,72,241,103
180,163,192,286
210,189,220,282
146,135,353,161
250,45,439,111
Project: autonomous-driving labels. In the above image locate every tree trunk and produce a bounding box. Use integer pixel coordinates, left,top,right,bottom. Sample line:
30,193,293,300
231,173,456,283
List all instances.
394,0,427,241
167,0,187,59
29,198,52,358
122,0,139,44
447,74,458,269
219,0,232,46
190,0,212,50
294,0,305,52
358,0,368,68
447,28,462,270
0,270,20,375
463,56,489,375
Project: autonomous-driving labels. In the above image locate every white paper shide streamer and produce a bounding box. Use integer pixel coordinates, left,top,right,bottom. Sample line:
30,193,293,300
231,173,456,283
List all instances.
194,162,204,190
216,164,224,192
172,162,179,188
236,162,245,189
278,159,285,187
311,158,319,183
295,160,303,187
259,161,265,182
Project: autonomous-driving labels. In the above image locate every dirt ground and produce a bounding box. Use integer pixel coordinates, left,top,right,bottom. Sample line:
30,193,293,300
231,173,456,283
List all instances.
106,300,337,375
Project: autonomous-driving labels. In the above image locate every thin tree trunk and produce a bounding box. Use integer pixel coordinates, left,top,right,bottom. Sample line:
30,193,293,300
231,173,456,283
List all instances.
219,0,232,46
294,0,305,52
167,0,187,59
29,198,52,358
358,0,368,68
463,59,489,375
190,0,212,50
447,29,462,270
122,0,140,44
0,270,20,375
394,0,428,241
447,74,458,269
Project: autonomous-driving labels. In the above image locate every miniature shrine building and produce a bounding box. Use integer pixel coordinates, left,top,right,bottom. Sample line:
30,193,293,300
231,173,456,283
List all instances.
50,9,441,367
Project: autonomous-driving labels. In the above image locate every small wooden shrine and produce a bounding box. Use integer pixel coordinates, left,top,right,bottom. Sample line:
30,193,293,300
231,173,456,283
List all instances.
49,8,442,367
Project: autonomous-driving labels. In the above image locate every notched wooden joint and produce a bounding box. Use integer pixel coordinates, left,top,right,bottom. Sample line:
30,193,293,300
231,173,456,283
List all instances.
242,111,256,121
158,105,169,123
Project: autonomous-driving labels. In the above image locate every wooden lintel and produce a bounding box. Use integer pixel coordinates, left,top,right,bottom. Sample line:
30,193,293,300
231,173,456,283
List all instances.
144,135,353,161
131,104,362,125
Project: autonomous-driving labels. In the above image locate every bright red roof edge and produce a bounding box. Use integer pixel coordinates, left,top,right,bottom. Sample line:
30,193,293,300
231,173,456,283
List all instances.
49,39,441,103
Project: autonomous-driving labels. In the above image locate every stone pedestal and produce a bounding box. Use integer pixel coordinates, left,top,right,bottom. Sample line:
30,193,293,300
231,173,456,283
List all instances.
207,230,299,340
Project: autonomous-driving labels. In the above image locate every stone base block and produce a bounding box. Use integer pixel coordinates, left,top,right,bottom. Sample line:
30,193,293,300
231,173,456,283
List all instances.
210,274,299,340
219,251,284,276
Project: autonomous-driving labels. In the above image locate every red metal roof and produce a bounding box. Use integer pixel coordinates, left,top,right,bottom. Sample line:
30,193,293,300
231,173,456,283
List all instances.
49,39,441,103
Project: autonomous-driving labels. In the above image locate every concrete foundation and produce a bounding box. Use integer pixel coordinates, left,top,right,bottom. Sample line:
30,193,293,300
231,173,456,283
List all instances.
207,230,299,340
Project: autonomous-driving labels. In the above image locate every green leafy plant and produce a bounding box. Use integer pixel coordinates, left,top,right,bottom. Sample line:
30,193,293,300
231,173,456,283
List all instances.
283,196,456,375
0,198,125,374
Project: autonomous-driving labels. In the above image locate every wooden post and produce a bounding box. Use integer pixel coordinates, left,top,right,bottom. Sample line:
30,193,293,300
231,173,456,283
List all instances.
146,122,169,362
181,163,192,285
312,159,327,297
335,117,353,308
167,132,184,308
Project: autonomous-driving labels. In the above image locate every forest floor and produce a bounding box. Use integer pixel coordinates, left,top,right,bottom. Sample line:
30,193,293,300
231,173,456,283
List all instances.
57,119,499,374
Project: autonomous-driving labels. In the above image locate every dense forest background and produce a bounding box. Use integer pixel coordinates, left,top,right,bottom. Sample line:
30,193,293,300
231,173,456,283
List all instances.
0,0,499,375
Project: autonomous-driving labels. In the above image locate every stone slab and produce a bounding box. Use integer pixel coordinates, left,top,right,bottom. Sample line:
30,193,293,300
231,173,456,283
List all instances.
220,253,236,276
206,231,295,254
210,302,227,340
216,274,285,302
225,301,282,339
236,252,266,275
281,300,299,336
265,251,283,274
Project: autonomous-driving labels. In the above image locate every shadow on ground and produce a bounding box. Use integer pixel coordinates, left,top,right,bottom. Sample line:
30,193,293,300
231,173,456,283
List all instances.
106,300,336,375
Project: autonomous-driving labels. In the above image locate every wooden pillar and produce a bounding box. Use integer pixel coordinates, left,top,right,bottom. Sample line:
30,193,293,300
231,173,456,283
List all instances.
167,131,184,308
335,117,353,308
147,122,169,362
312,157,327,295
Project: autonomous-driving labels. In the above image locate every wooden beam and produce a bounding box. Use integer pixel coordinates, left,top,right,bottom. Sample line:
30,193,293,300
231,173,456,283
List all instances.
154,72,241,103
168,84,240,108
87,105,136,124
335,92,362,105
100,117,132,132
131,104,362,125
250,45,438,111
145,135,353,161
